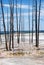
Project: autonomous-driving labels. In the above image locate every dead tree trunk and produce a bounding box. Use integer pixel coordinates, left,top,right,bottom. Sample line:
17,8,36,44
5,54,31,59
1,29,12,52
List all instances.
32,0,34,43
12,0,14,49
37,0,41,47
9,0,14,50
19,0,22,44
9,0,12,50
0,15,2,44
28,0,30,44
1,0,8,50
35,0,38,47
16,0,19,44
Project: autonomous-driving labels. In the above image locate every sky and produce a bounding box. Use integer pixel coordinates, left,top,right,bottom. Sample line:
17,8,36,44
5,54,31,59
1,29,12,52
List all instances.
0,0,44,32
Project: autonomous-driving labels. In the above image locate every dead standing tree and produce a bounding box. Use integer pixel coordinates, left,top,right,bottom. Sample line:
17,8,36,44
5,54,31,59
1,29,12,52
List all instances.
16,0,22,48
16,0,21,45
37,0,41,47
9,0,12,50
35,0,41,47
0,13,2,44
1,0,8,50
9,0,14,50
21,13,25,43
16,0,19,44
7,9,9,42
11,0,14,49
35,0,38,47
18,0,22,44
32,0,34,43
28,0,30,44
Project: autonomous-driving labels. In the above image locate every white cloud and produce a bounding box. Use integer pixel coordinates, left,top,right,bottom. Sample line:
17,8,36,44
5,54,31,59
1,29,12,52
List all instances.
0,4,31,9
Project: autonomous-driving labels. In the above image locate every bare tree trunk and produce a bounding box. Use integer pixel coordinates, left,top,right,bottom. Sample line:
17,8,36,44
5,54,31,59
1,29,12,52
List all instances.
7,9,9,42
21,14,25,42
28,0,30,44
37,0,41,47
0,17,2,44
9,0,14,50
16,0,19,44
1,0,8,50
9,0,12,50
32,0,34,43
19,0,22,44
12,0,14,49
35,0,38,47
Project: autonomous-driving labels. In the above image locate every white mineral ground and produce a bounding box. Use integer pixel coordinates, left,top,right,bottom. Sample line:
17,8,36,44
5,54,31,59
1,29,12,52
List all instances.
0,33,44,65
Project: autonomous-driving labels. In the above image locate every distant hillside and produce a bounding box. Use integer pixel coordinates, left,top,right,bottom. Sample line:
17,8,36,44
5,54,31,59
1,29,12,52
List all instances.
0,30,44,34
